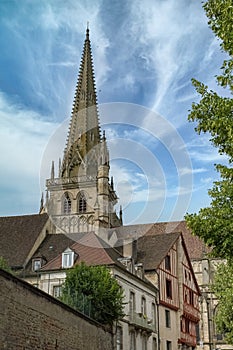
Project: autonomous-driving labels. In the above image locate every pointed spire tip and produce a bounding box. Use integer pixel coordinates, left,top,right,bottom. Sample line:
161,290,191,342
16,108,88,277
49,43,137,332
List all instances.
86,22,90,39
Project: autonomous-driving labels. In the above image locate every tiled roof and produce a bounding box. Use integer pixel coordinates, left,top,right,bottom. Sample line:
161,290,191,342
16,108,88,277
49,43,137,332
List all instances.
29,233,77,267
137,232,180,270
145,221,210,260
111,224,154,242
40,232,123,271
113,221,209,260
0,214,49,268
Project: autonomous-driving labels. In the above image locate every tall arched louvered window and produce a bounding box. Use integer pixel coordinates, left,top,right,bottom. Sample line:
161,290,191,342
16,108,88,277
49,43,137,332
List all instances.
63,193,71,214
78,192,87,213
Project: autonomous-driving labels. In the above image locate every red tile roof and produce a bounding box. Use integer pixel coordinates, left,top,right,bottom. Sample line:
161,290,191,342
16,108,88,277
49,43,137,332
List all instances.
40,232,123,271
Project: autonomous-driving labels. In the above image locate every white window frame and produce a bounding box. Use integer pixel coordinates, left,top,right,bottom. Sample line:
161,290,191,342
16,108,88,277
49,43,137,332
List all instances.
62,249,74,268
53,285,62,298
32,259,42,271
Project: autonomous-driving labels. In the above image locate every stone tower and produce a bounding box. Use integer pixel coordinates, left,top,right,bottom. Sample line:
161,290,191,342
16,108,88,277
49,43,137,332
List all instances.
44,28,122,234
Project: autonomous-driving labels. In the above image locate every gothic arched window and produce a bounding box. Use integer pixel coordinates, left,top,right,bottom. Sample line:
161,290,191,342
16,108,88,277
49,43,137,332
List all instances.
78,192,87,213
62,193,71,214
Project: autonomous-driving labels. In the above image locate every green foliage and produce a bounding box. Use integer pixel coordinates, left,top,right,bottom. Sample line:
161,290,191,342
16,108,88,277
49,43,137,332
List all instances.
186,1,233,344
0,256,12,273
60,262,125,325
203,0,233,56
185,0,233,260
211,262,233,343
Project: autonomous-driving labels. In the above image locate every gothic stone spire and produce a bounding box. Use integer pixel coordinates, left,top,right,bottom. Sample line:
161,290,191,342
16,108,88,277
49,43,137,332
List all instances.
62,28,101,178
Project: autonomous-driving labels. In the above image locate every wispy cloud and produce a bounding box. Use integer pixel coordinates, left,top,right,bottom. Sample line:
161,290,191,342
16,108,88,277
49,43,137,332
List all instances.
179,167,207,176
0,91,57,214
187,135,228,163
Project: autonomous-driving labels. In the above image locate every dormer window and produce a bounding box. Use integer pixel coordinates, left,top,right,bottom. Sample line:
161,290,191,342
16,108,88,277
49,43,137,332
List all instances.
32,258,42,272
62,248,74,268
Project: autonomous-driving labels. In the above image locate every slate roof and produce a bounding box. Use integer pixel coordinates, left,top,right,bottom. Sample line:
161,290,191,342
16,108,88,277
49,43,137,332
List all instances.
137,232,181,270
0,213,49,268
40,232,124,271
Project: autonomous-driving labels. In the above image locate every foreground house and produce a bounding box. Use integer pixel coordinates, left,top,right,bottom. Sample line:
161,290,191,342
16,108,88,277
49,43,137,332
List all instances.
23,231,159,350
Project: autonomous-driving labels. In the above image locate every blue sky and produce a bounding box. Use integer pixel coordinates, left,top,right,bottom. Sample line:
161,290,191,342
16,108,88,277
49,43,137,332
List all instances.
0,0,227,224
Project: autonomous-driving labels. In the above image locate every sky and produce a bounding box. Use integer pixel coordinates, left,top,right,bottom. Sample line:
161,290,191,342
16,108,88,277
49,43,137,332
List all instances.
0,0,228,225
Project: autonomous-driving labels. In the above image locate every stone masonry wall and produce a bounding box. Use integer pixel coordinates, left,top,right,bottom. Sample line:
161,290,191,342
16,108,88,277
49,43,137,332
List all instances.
0,269,113,350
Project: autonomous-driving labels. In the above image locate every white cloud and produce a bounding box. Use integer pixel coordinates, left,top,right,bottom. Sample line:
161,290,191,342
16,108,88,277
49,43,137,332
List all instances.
0,92,57,185
201,177,213,185
179,167,207,176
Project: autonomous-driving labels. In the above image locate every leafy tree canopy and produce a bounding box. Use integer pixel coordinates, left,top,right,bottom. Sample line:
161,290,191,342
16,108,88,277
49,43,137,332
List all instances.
185,0,233,260
60,262,125,325
211,261,233,344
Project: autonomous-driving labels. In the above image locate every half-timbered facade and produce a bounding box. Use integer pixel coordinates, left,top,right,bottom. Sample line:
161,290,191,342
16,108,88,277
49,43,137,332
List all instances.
115,228,201,350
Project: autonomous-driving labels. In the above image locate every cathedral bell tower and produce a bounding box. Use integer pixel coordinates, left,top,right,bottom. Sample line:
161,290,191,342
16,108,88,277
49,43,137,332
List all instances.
44,28,122,234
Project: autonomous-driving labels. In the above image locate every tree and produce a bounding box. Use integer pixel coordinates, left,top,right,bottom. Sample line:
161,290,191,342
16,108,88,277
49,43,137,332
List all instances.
186,1,233,345
60,262,125,325
185,0,233,260
211,261,233,344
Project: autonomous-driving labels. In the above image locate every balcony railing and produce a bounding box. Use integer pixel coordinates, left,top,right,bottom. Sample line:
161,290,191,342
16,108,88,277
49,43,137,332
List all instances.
46,175,96,187
129,311,156,332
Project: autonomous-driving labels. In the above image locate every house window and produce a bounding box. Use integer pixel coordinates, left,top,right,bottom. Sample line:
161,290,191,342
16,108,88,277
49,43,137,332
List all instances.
53,285,62,298
130,331,136,350
185,319,190,333
165,255,171,271
166,279,172,299
166,341,172,350
129,291,135,315
151,302,156,326
189,290,194,305
184,289,188,303
32,259,42,271
78,192,87,213
165,310,171,328
141,296,146,317
62,249,74,268
63,193,71,214
116,326,123,350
